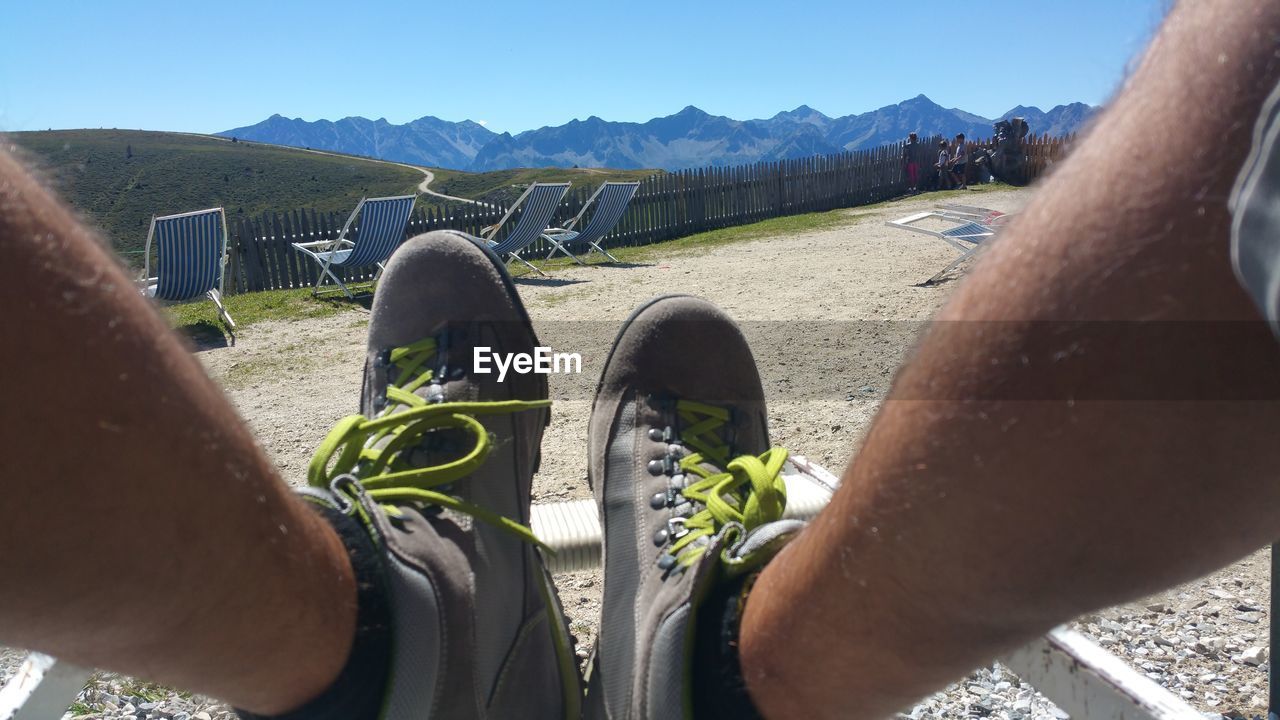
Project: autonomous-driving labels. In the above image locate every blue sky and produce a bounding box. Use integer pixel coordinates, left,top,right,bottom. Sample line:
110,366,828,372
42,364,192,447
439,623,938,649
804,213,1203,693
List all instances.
1,0,1167,135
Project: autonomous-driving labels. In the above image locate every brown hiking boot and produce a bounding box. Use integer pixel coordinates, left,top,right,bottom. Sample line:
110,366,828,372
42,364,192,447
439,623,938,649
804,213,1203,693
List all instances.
301,230,580,719
584,295,805,719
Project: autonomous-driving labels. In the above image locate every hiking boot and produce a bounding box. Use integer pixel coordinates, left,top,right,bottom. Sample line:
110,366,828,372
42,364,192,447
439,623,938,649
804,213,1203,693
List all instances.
584,295,805,719
299,231,580,719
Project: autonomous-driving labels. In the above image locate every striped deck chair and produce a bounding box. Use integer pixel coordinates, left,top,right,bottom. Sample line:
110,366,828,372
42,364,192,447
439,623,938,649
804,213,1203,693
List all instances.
886,210,1002,285
138,207,235,334
292,195,416,298
541,181,639,264
481,183,570,277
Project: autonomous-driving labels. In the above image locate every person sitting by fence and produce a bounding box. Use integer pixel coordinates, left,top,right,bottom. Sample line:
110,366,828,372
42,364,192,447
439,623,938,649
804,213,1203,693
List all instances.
935,138,951,190
0,2,1278,719
950,133,969,190
903,132,920,193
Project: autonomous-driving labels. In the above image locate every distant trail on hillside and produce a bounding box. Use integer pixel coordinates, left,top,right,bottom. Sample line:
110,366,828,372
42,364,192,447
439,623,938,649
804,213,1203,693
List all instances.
180,132,486,206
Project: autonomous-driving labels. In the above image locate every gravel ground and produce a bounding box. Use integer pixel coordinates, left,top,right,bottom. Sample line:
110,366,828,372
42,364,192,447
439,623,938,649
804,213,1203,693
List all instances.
4,187,1271,719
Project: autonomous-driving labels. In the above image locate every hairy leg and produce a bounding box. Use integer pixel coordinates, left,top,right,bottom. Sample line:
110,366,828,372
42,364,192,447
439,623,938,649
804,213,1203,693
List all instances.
741,1,1280,718
0,149,355,715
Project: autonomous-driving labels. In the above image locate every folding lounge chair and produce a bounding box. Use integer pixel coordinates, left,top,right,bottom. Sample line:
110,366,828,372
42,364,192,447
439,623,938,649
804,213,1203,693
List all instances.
481,183,570,276
540,181,640,264
137,207,236,334
886,210,1001,285
292,195,416,298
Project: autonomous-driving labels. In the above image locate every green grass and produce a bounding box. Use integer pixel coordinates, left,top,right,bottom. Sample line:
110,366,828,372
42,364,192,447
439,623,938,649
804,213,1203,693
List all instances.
7,130,423,260
431,167,660,203
164,286,365,342
531,182,1013,271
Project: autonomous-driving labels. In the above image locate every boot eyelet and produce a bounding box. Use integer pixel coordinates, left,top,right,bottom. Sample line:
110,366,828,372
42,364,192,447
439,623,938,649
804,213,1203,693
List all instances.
426,383,445,403
647,459,665,476
649,492,668,510
648,427,664,441
653,528,669,546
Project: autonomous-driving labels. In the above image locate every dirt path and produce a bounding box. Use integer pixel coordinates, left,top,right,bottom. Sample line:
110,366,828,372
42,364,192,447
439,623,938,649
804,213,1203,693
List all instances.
179,131,484,205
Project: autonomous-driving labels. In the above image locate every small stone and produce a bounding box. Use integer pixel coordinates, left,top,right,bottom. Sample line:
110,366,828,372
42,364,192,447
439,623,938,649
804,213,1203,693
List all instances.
1239,646,1268,665
194,713,213,720
575,647,589,659
1235,603,1262,612
1146,602,1168,613
1207,589,1236,600
173,714,190,720
1236,611,1263,624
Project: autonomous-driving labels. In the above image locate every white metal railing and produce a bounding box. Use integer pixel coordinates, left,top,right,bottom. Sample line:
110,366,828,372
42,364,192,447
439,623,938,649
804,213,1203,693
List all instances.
1,458,1203,720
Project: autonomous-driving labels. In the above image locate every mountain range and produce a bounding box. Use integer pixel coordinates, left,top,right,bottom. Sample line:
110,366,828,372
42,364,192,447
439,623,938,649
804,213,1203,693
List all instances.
219,95,1095,172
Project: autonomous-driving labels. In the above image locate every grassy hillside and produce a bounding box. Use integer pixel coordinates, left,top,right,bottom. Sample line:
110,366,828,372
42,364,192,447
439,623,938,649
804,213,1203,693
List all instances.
431,167,659,204
7,130,423,260
6,129,661,268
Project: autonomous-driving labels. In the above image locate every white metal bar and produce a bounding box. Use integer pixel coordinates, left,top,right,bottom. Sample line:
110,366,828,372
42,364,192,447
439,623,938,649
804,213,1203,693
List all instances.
0,653,91,720
1003,627,1204,720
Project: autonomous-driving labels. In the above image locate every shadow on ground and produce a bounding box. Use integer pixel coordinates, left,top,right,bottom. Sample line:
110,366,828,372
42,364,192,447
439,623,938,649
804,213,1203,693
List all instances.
513,276,589,288
178,321,232,352
328,295,374,311
588,261,653,269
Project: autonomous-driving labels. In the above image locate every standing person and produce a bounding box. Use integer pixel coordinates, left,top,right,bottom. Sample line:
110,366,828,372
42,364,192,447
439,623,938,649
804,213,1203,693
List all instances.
951,132,969,189
903,132,920,193
935,137,951,190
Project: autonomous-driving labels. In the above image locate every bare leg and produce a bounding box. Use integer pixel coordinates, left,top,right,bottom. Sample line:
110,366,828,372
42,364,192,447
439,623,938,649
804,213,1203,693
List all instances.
741,1,1280,718
0,149,355,715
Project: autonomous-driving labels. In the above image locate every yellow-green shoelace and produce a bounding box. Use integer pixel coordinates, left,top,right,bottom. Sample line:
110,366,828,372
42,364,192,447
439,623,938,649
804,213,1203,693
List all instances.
308,337,551,550
666,399,789,567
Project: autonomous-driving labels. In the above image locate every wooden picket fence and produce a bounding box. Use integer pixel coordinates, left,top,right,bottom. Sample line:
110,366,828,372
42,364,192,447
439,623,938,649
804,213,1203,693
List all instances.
223,133,1072,295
